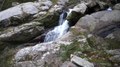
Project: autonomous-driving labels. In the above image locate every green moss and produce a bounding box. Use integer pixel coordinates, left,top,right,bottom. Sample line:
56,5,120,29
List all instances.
67,11,83,26
51,0,58,5
86,37,96,48
59,39,92,61
78,49,112,67
66,0,80,7
60,40,81,61
106,38,120,49
59,31,114,66
70,28,83,36
35,12,60,28
0,48,15,67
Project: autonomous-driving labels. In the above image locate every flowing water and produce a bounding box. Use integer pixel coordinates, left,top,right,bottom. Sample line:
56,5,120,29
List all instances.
44,9,72,42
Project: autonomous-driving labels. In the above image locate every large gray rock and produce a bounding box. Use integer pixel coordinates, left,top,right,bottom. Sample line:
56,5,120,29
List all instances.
0,2,40,27
0,0,53,27
67,0,110,26
14,41,70,67
75,10,120,49
15,40,71,61
67,3,87,26
0,22,44,42
76,10,120,36
94,10,120,37
75,15,98,32
113,3,120,10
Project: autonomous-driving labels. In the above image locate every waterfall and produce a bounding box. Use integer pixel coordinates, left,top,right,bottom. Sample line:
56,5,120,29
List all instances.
44,9,72,42
59,11,67,25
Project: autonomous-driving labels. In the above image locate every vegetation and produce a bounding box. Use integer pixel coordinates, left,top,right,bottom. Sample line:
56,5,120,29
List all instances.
35,12,60,28
65,0,80,8
51,0,58,5
0,0,34,11
59,29,114,66
106,38,120,49
59,40,80,61
0,47,15,67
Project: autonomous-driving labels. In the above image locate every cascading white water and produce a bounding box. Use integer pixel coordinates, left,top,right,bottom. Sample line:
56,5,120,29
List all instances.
59,11,67,25
44,9,72,42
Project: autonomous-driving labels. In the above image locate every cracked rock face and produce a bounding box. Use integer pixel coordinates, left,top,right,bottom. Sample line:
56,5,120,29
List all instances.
0,22,44,42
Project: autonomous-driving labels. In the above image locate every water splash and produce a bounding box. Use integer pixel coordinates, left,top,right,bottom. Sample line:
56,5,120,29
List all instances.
107,7,112,11
44,9,72,42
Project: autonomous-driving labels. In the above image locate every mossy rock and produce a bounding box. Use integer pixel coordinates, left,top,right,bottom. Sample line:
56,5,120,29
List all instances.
59,40,81,61
105,38,120,49
86,35,111,50
66,0,80,8
67,11,84,26
36,12,60,29
0,48,15,67
51,0,58,5
0,14,33,28
59,39,92,61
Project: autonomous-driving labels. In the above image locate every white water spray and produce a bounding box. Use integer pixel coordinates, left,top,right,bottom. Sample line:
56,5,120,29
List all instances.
44,9,72,42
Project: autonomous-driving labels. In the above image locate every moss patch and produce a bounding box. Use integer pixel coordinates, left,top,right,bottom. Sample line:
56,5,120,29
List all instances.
59,38,92,61
66,0,80,8
0,47,15,67
106,38,120,49
67,11,83,26
59,40,80,61
35,12,60,29
51,0,58,5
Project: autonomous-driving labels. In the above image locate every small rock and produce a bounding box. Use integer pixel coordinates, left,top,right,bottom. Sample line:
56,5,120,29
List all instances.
71,55,94,67
61,61,77,67
72,3,87,14
106,49,120,55
14,61,36,67
109,55,120,63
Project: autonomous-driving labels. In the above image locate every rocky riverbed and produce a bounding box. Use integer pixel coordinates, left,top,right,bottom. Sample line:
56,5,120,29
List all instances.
0,0,120,67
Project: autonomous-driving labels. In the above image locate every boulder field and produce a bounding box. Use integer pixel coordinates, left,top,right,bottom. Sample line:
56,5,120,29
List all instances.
0,0,120,67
